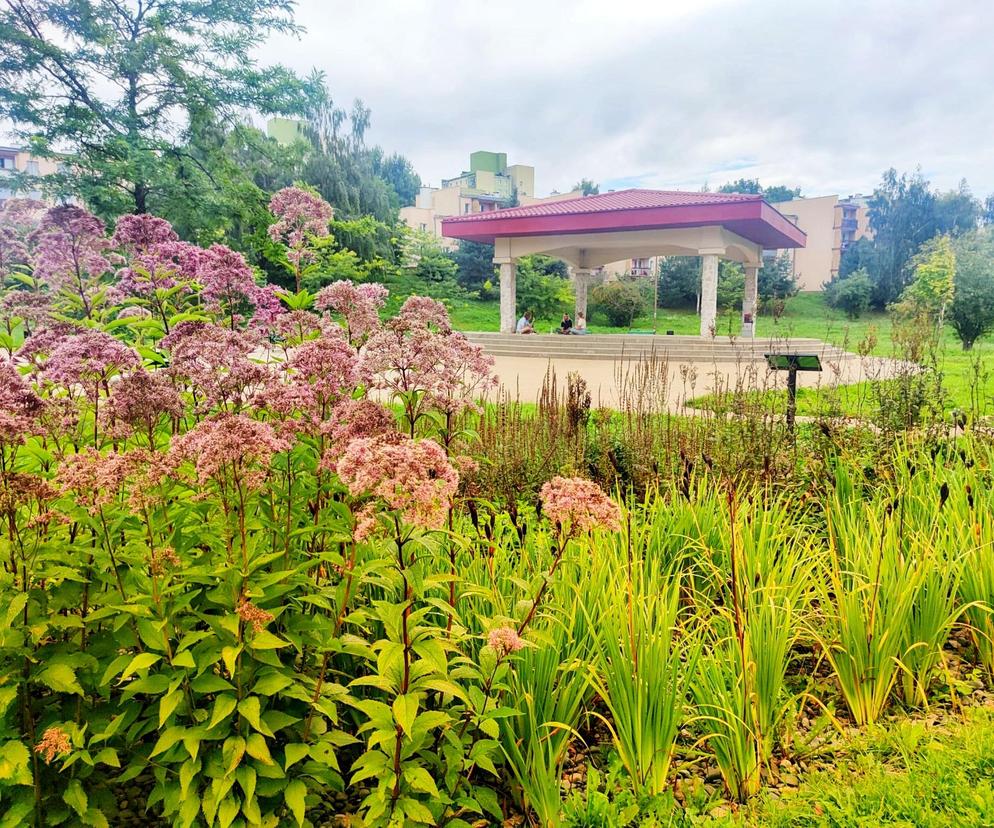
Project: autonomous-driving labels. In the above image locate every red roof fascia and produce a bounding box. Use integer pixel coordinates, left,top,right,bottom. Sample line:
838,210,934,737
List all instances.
441,189,806,249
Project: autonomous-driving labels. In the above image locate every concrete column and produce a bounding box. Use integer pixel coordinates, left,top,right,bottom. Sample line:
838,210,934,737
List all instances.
699,254,719,337
497,260,517,333
574,268,591,323
741,264,759,337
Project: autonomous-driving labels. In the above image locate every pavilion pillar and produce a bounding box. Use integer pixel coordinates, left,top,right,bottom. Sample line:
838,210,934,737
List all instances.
741,263,759,337
699,253,720,337
574,268,592,323
496,258,517,333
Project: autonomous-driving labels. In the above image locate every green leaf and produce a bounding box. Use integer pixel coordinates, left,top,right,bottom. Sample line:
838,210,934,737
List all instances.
248,630,289,650
38,663,84,696
217,794,240,828
159,688,183,727
404,766,439,797
170,650,196,669
238,696,273,736
92,748,120,768
244,733,274,766
120,652,162,681
208,694,238,730
251,672,293,696
284,779,307,827
283,743,309,771
393,694,419,737
63,778,88,818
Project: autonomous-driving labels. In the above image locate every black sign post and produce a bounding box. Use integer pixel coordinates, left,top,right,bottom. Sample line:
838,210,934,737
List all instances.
764,353,823,432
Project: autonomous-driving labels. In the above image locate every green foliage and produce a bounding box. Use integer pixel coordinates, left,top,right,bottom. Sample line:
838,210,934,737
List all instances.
451,240,497,296
949,230,994,350
572,180,600,196
0,0,317,219
517,256,572,319
717,179,802,202
825,268,874,318
590,280,646,327
757,253,798,303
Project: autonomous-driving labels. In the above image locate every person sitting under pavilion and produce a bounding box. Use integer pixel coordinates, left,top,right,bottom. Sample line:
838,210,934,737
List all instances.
515,311,536,334
569,311,588,335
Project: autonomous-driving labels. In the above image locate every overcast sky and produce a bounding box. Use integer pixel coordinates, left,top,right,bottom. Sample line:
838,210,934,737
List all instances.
261,0,994,200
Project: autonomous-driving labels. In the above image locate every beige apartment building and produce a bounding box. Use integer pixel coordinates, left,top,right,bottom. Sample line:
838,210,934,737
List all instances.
400,151,535,249
0,146,60,205
771,195,870,291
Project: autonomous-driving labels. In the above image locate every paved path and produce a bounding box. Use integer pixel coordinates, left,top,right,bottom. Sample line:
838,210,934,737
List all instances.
488,353,902,412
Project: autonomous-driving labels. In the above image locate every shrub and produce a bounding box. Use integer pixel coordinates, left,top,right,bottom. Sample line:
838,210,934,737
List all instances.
825,268,874,318
590,280,645,327
950,230,994,350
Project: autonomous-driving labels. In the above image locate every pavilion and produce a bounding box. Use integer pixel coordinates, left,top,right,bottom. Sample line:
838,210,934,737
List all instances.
441,189,806,337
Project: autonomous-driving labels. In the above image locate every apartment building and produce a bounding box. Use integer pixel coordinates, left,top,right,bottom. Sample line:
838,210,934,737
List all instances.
0,146,59,205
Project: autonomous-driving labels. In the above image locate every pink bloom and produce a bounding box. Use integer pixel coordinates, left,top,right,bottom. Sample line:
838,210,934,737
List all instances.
236,597,275,633
197,244,277,328
42,330,141,399
395,295,452,334
362,319,495,418
267,186,333,274
111,214,178,251
105,368,183,439
29,206,110,312
170,413,290,490
0,198,46,278
488,626,525,657
57,448,137,513
540,476,621,535
336,433,458,532
314,280,388,347
318,398,396,464
271,309,330,346
163,322,268,410
0,360,44,446
287,332,363,411
0,291,52,330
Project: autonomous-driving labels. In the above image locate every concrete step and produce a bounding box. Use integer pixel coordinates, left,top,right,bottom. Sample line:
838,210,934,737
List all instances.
462,332,852,363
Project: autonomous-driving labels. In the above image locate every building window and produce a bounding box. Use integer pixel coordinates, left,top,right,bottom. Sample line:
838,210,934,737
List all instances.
26,160,39,175
419,223,427,231
463,203,470,214
0,157,15,170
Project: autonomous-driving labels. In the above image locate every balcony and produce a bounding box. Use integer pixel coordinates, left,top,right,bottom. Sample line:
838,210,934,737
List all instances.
840,217,858,233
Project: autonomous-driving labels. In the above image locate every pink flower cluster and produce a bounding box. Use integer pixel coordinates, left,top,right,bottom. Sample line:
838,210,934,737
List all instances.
361,296,495,415
57,448,138,514
170,413,290,490
105,368,183,438
336,433,458,532
0,198,45,278
287,332,363,411
197,244,281,327
111,214,201,298
540,476,622,535
314,280,388,346
42,330,141,399
163,322,267,410
318,398,396,462
0,360,44,445
0,291,51,329
29,206,110,297
267,186,334,272
488,626,525,657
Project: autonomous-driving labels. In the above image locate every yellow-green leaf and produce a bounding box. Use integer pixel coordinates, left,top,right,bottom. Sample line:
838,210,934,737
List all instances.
392,694,419,737
244,733,273,766
284,779,307,827
120,653,162,681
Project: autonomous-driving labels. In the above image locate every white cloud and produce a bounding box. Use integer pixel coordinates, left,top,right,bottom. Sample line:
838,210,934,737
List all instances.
265,0,994,198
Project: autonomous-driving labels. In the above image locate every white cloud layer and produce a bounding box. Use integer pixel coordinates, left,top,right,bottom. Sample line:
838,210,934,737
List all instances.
267,0,994,198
